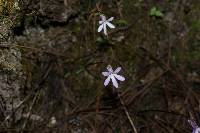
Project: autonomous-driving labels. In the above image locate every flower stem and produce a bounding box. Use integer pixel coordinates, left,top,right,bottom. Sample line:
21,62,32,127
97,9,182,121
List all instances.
117,91,138,133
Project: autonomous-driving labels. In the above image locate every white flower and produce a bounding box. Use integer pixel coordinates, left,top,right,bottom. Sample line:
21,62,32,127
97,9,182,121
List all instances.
188,120,200,133
195,128,200,133
98,15,115,35
102,65,125,88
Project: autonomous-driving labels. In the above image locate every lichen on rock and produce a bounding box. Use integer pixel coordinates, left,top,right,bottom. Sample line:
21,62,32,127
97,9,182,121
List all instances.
0,16,25,125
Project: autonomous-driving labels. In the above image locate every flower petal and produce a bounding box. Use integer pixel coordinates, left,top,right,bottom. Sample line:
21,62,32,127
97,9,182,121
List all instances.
111,75,118,88
106,22,115,29
104,77,111,86
114,67,121,74
188,120,198,129
102,72,109,76
99,20,103,24
114,74,125,81
98,24,104,32
103,23,107,35
195,128,200,133
107,65,113,73
108,17,114,22
100,15,106,21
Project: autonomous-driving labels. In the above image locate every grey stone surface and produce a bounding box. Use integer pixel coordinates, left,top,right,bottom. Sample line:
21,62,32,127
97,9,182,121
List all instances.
24,0,78,23
0,17,25,125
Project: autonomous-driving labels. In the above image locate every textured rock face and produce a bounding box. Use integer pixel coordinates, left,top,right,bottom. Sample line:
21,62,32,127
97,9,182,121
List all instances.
0,17,25,124
0,47,24,120
0,0,79,128
25,0,78,23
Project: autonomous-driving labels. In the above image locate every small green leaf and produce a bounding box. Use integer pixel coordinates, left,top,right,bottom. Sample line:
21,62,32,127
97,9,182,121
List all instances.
150,7,164,18
192,19,200,29
96,36,103,42
94,12,102,16
76,67,84,74
115,19,128,26
96,36,108,45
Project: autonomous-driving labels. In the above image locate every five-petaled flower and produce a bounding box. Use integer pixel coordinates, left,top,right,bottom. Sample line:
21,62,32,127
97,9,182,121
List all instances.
98,15,115,35
188,120,200,133
102,65,125,88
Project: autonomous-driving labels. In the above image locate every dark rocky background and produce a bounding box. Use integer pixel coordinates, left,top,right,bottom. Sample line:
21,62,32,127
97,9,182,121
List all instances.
0,0,200,132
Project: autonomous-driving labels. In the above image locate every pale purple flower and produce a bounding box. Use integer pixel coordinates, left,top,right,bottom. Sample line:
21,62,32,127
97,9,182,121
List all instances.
188,120,200,133
102,65,125,88
98,15,115,35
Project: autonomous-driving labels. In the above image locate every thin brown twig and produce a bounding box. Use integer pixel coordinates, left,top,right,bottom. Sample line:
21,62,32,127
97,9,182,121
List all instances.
95,85,101,133
117,91,138,133
21,90,40,131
